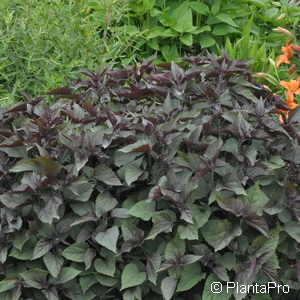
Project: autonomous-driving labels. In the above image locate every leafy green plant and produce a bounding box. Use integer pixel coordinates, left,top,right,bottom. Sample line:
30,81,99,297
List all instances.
0,0,142,106
0,52,300,299
124,0,300,62
216,16,274,73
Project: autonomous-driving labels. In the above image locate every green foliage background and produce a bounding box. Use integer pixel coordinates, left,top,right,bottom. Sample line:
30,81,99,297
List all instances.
0,0,299,106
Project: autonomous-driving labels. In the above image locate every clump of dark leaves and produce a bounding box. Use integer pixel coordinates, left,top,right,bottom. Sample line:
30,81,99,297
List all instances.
0,52,300,300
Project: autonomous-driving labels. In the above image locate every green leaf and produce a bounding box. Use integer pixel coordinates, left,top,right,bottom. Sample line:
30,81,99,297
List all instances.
9,237,35,260
161,45,179,62
79,275,98,294
121,263,146,290
246,184,269,215
216,197,247,217
70,201,94,217
62,242,89,262
20,269,48,289
189,2,209,15
0,146,28,158
9,159,39,173
146,254,161,285
171,9,196,33
147,26,166,39
147,38,160,50
95,191,118,218
216,172,246,195
96,274,119,287
0,192,31,209
192,205,211,229
199,35,216,48
83,248,96,270
146,211,176,240
181,254,203,265
170,1,190,20
114,152,141,167
248,0,268,6
177,224,198,240
161,28,178,37
220,252,236,270
118,157,144,186
212,24,240,35
124,159,144,186
123,288,142,300
33,195,62,224
0,279,17,293
32,238,54,260
12,231,29,251
43,252,64,278
177,263,205,292
94,226,119,253
192,25,211,34
201,219,242,251
284,221,300,243
211,0,221,15
202,274,232,300
127,200,156,221
215,13,239,28
55,267,82,284
93,164,122,186
180,33,193,46
249,229,279,259
94,257,116,277
161,277,178,300
119,139,151,153
64,181,95,202
157,13,176,27
165,238,185,260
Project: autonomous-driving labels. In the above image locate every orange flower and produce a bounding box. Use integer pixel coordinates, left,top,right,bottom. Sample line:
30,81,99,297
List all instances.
277,77,300,122
280,78,300,104
280,78,300,94
276,39,294,67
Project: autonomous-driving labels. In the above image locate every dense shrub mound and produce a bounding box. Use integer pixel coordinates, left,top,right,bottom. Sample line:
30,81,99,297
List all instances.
0,53,300,300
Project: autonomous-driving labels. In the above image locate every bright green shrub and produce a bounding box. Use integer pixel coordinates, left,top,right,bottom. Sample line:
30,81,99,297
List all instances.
124,0,299,61
0,53,300,299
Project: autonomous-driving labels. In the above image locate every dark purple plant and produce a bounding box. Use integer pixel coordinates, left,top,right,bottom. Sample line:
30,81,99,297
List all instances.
0,52,299,300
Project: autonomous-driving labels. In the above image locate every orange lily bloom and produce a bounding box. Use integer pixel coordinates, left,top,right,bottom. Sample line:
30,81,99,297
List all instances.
277,77,300,122
280,78,300,103
276,39,294,67
279,76,300,123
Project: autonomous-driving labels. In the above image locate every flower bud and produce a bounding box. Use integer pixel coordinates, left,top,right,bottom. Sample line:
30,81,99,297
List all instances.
288,64,295,75
269,58,276,66
262,85,271,91
277,13,285,20
273,27,292,36
253,72,267,78
291,44,300,53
